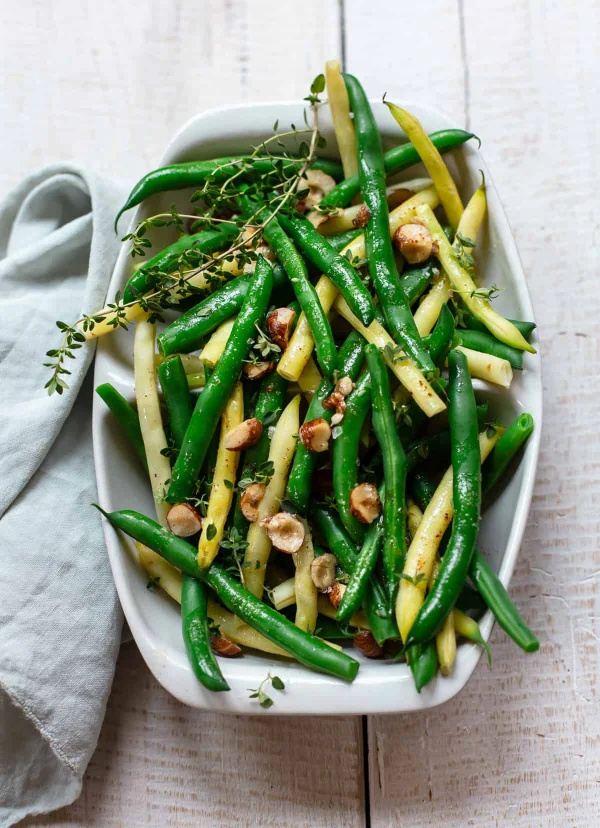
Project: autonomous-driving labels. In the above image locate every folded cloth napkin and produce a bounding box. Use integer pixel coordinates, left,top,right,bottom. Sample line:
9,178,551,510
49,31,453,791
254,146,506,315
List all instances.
0,165,126,827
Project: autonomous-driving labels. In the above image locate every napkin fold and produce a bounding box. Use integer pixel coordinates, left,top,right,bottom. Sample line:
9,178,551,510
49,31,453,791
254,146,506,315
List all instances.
0,165,126,827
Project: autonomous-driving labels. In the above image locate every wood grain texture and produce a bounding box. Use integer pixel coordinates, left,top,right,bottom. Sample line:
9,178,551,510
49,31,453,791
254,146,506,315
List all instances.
349,0,600,824
25,645,365,828
7,0,600,823
0,0,341,193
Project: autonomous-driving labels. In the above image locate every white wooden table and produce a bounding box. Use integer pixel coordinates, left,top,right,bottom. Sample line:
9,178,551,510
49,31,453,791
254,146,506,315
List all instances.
4,0,599,824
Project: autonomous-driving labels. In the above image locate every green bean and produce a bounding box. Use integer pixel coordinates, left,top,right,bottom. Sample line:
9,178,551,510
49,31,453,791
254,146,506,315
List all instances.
123,225,237,303
167,255,273,503
181,576,229,691
259,211,338,378
332,372,371,545
157,265,288,357
365,344,408,600
311,507,398,644
278,213,375,326
156,353,223,688
343,73,434,375
460,310,536,341
405,403,489,472
409,434,538,652
286,332,365,514
470,555,539,652
115,156,344,229
405,350,481,648
337,510,384,623
455,329,523,370
482,413,534,493
319,129,477,211
232,370,288,533
423,304,456,367
157,356,193,449
311,506,359,573
97,506,359,681
327,228,362,251
401,260,439,307
409,641,438,693
96,383,148,471
315,616,361,639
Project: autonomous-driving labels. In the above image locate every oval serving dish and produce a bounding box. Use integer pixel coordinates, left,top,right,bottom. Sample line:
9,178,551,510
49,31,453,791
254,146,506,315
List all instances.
93,100,542,714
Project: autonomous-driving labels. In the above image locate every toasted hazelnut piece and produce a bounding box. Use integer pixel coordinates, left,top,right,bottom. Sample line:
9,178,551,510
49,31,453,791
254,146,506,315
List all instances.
326,580,346,609
299,417,332,453
322,390,347,426
337,375,355,397
394,223,437,264
296,168,337,212
349,482,382,524
211,636,242,657
267,307,296,351
307,207,339,229
166,503,203,537
323,391,343,412
312,468,334,497
353,630,384,659
260,511,305,553
386,187,415,210
353,203,371,228
224,417,263,451
310,553,338,592
240,482,266,522
243,361,276,380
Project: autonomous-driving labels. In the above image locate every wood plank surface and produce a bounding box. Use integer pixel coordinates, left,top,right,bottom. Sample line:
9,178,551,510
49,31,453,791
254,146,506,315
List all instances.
5,0,599,824
26,645,365,827
348,0,600,824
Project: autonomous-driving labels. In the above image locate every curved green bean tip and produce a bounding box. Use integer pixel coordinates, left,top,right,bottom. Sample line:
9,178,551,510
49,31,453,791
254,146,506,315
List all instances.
469,629,493,668
517,412,535,432
114,210,125,233
91,503,108,517
523,637,540,653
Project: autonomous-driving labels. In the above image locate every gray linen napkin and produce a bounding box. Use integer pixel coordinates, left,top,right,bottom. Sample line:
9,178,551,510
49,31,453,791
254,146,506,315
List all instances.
0,165,126,826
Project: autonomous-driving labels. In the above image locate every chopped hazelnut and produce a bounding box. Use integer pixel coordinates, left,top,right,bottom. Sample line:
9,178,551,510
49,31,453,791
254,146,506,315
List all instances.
266,307,296,351
310,553,338,592
353,630,384,659
166,503,203,537
260,512,305,553
352,204,371,228
337,376,354,397
224,418,263,451
240,483,266,522
296,168,337,212
394,223,437,264
299,417,331,453
349,482,382,524
211,636,242,657
326,580,346,609
243,361,276,380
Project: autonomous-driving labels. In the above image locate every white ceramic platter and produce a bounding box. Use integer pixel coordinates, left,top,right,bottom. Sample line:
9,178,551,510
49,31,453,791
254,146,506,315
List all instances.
93,100,542,714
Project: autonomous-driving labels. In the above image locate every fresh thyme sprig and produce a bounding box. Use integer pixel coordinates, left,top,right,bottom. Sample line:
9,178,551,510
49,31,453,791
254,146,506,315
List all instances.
44,81,325,395
248,672,285,708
